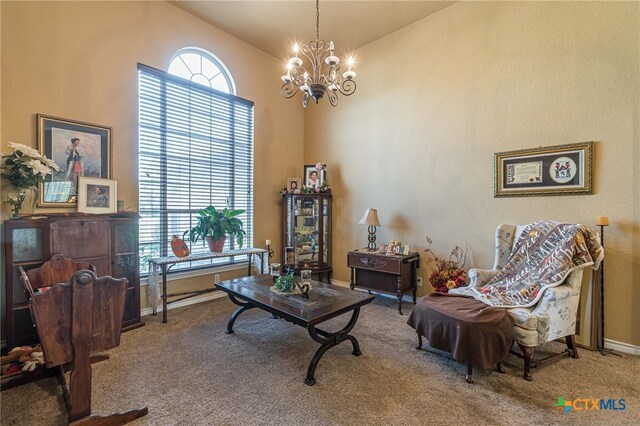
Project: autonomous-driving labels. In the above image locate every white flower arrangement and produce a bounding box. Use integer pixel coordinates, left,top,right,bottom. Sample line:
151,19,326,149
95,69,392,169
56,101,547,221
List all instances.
1,142,59,189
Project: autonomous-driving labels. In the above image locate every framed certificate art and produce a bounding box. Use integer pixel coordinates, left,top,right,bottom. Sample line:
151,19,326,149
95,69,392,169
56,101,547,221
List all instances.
494,142,593,197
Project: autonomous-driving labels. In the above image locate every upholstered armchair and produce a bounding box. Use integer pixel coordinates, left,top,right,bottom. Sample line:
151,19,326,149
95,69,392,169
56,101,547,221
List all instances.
463,224,588,380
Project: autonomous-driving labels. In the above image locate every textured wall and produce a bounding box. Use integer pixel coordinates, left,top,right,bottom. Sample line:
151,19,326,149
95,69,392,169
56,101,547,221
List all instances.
304,2,639,346
0,1,303,331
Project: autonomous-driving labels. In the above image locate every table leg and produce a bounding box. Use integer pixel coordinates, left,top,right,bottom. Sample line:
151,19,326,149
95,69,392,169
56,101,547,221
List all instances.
350,268,355,290
304,308,362,386
225,294,256,334
397,277,404,315
247,255,252,276
162,265,168,324
413,286,417,305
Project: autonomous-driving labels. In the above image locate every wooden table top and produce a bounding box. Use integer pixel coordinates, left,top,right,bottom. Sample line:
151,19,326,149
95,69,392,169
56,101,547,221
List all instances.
215,274,374,327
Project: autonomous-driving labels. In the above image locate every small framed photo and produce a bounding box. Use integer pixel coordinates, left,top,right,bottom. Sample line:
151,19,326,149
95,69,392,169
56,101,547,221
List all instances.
37,114,112,206
287,177,301,192
304,164,326,188
494,142,593,197
378,244,387,252
77,177,117,213
402,245,411,255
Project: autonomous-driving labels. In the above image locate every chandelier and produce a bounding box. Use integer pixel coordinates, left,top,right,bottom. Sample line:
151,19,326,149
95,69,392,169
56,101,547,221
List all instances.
280,0,357,107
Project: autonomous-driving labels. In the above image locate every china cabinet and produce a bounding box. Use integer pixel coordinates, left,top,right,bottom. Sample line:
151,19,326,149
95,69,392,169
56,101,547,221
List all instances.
281,193,332,283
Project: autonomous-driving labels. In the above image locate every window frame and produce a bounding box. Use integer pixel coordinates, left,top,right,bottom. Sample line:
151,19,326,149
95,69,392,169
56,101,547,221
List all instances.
137,62,254,278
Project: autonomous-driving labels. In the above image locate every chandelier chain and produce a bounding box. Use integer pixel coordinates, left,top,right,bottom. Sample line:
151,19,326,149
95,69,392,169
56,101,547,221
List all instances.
316,0,320,42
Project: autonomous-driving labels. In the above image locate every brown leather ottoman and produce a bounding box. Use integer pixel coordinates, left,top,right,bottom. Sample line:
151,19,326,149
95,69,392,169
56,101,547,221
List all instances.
407,293,514,383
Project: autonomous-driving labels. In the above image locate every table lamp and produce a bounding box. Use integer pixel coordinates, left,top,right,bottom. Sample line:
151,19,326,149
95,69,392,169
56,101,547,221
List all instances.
359,208,381,251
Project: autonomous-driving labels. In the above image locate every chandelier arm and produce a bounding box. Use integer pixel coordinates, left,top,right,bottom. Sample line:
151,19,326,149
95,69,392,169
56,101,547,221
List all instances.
337,79,357,96
281,83,300,99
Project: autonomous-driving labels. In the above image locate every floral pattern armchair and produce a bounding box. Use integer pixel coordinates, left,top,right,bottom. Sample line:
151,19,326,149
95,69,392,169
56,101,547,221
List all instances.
466,224,585,380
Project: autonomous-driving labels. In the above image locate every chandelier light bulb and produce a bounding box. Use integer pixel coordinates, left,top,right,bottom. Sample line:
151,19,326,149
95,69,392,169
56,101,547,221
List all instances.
293,43,299,53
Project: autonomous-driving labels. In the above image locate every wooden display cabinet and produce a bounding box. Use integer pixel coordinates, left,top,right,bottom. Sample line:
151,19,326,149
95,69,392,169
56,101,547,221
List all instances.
3,213,144,349
281,193,332,283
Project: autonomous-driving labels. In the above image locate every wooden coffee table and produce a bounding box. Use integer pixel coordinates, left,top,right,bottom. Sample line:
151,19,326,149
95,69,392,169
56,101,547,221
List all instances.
215,274,374,385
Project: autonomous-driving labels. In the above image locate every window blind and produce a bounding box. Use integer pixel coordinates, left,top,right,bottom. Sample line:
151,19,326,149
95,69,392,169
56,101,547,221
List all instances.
138,63,254,275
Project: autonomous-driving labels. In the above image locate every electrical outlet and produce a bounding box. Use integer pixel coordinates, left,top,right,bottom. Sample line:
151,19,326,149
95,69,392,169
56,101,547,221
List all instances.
417,277,423,287
214,274,220,282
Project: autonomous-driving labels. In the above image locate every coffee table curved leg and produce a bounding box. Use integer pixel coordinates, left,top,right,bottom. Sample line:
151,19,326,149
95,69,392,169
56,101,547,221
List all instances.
304,307,362,386
225,294,255,334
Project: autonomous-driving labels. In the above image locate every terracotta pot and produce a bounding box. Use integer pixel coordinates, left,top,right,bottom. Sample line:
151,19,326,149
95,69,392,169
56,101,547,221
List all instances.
206,235,226,252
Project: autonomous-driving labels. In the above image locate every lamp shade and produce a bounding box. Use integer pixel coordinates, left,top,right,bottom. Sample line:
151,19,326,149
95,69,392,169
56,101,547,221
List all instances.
358,209,381,227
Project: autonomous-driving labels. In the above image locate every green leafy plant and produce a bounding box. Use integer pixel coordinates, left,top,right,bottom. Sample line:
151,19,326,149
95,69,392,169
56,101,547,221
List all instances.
274,273,296,293
184,206,246,248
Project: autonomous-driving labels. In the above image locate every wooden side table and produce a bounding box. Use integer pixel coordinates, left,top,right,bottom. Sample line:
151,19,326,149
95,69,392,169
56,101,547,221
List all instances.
347,249,420,314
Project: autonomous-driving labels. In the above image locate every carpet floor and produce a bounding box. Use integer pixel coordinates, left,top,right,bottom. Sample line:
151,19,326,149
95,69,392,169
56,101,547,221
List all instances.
1,296,638,425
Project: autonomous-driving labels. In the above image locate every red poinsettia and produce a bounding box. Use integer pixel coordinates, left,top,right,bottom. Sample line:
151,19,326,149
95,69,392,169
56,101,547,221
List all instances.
425,237,469,294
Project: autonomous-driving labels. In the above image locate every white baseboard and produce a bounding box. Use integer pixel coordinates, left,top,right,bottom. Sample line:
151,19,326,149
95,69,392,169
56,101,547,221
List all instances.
604,338,640,356
140,291,228,317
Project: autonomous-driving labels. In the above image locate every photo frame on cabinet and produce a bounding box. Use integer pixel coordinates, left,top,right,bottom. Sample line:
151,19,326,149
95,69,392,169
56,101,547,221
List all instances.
304,165,326,188
287,177,301,192
494,142,593,197
37,114,112,206
77,177,117,214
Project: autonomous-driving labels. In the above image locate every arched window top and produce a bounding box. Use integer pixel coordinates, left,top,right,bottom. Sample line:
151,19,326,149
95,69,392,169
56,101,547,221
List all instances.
168,47,236,94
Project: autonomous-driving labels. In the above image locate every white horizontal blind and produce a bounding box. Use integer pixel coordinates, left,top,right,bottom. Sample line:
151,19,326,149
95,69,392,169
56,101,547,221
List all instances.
138,63,254,275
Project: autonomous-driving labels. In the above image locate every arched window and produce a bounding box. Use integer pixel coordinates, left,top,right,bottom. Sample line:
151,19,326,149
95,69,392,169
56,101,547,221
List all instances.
168,47,236,94
138,48,253,275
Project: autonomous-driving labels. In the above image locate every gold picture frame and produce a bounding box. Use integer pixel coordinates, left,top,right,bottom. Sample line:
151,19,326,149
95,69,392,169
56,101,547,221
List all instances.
37,114,113,206
494,142,593,197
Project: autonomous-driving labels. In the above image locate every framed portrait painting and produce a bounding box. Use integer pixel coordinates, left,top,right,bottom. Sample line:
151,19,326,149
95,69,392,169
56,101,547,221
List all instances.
287,177,301,192
304,164,326,188
37,114,112,206
494,142,593,197
77,177,117,214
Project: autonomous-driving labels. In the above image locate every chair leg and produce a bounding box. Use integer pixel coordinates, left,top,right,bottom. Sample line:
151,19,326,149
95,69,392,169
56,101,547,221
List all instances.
518,343,534,381
496,362,506,374
566,335,579,359
415,333,423,350
465,363,474,384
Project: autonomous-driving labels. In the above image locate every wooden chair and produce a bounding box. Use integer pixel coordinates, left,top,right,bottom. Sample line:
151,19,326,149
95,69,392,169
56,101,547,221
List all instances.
20,258,147,425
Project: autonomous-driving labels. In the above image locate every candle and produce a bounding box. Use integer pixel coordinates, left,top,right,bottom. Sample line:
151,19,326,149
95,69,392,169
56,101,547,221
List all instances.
329,41,334,55
266,239,271,246
596,216,609,226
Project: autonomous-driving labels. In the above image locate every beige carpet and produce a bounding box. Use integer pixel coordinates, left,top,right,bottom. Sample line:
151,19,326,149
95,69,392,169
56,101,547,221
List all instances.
1,296,638,425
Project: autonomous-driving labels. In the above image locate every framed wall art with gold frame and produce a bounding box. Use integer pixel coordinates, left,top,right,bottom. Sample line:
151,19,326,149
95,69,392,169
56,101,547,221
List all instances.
37,114,112,207
494,142,593,197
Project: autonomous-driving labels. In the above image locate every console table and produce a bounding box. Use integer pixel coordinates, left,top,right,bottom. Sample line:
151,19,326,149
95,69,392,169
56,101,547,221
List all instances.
149,248,268,323
347,249,420,315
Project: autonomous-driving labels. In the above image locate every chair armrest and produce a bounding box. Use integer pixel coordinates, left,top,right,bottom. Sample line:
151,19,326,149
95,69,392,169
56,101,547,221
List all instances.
531,283,574,318
468,268,499,288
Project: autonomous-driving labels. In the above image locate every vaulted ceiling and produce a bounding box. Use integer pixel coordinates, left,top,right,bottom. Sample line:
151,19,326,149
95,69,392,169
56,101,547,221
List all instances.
171,1,455,59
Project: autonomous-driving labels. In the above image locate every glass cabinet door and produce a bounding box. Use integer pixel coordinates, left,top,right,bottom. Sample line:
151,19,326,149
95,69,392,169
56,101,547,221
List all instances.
282,193,332,273
294,196,320,268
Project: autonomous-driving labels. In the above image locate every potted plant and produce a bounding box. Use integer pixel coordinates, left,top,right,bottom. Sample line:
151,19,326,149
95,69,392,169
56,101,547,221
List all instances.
184,206,246,252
